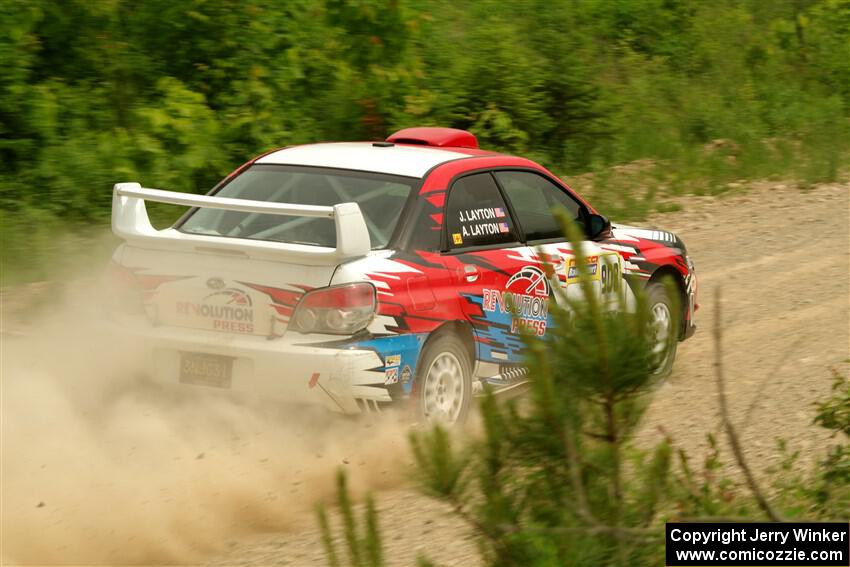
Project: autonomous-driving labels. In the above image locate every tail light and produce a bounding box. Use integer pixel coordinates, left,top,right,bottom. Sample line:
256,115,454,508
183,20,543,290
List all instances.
289,282,376,335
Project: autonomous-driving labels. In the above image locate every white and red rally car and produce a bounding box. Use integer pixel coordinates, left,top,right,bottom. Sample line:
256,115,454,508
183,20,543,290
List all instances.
108,127,697,424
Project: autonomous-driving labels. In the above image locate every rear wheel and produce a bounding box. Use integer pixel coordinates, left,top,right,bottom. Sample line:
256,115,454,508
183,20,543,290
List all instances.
417,334,473,426
647,281,678,377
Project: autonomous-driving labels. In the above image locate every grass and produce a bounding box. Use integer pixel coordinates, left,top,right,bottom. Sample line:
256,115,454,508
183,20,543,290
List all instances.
566,138,849,223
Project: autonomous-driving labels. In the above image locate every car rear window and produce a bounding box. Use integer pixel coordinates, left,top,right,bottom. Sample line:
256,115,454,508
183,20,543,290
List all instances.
180,165,415,249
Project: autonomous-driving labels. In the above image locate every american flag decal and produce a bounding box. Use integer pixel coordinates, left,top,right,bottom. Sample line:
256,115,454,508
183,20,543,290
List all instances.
498,222,510,233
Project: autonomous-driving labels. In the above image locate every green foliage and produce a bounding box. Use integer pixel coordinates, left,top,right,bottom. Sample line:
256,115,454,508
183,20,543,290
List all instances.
814,367,850,436
671,433,756,520
318,469,384,567
2,0,848,281
810,367,850,517
408,423,469,500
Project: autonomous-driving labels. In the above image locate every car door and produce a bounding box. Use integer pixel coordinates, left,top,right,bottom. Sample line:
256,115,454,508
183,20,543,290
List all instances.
492,169,627,312
440,171,551,382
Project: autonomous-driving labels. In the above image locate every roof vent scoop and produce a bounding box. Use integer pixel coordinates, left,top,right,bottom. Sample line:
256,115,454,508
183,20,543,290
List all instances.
386,127,478,149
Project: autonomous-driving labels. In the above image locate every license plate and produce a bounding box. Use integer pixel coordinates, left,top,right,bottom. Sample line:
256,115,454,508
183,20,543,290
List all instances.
179,352,233,388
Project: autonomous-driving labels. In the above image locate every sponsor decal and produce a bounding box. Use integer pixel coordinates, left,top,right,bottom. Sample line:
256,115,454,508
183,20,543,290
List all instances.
206,277,225,290
566,255,600,282
176,287,255,333
482,266,551,336
566,253,624,301
385,354,401,367
385,367,399,385
452,233,463,245
400,365,412,384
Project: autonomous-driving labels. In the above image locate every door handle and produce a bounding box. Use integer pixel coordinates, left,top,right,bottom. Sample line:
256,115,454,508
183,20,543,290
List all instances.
461,264,479,283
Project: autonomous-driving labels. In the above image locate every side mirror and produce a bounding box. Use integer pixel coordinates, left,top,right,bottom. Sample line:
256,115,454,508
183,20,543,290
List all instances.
586,213,611,240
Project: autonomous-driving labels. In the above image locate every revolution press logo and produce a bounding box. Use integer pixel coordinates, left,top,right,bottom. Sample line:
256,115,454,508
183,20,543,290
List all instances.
482,266,551,336
176,287,255,333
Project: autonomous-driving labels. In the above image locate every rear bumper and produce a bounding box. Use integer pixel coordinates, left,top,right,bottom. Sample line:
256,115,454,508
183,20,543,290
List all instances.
114,320,391,414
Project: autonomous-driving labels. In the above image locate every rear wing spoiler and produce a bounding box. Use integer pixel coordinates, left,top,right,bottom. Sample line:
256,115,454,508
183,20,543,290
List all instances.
112,182,371,263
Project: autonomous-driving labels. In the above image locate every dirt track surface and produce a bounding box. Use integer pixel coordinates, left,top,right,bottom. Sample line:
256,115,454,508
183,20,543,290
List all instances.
206,181,850,566
2,182,848,566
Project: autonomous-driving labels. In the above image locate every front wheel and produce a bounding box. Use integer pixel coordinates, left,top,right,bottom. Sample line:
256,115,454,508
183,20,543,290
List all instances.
416,334,473,426
647,281,678,377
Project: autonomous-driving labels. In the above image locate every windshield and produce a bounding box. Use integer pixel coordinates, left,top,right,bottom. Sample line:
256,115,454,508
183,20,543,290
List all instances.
180,165,415,249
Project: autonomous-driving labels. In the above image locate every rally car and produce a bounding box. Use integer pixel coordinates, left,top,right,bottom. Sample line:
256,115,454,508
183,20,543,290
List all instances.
108,127,697,424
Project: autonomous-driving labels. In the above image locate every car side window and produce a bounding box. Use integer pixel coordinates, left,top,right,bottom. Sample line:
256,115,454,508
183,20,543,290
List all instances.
494,170,583,242
446,173,517,249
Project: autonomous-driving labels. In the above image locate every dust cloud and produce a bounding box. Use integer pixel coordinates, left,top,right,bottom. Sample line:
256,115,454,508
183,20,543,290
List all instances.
1,268,413,565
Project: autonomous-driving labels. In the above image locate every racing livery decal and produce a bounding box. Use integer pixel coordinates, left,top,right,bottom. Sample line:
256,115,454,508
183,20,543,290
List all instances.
106,263,191,302
239,281,309,322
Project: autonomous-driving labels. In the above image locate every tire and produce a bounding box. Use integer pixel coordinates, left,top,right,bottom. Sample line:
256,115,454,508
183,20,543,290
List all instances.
646,280,678,378
416,333,473,426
